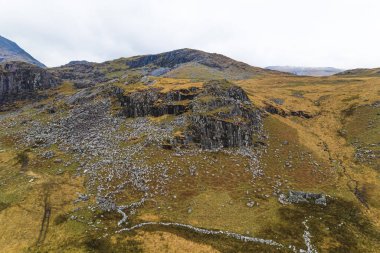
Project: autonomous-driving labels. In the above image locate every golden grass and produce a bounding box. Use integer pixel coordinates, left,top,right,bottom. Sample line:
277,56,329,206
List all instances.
0,127,86,252
134,231,219,253
113,77,203,95
238,75,380,229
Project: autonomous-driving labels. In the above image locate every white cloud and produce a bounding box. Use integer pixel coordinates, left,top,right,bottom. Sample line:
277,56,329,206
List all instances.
0,0,379,68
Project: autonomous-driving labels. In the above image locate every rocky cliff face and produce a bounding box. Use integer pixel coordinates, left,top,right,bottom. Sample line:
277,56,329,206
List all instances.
187,80,261,149
113,79,261,149
0,62,59,105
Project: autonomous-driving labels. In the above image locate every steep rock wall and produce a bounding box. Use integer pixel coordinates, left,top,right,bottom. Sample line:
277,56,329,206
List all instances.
0,62,59,104
187,80,261,149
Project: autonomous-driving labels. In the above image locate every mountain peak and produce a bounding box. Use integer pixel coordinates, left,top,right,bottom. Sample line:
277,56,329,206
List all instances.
0,35,45,68
127,48,248,69
121,48,285,80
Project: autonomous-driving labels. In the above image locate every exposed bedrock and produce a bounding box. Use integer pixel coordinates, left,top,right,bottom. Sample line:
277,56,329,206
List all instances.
114,87,199,117
187,80,262,149
50,61,106,88
187,114,255,149
285,190,327,206
263,101,313,119
0,62,59,105
114,79,262,149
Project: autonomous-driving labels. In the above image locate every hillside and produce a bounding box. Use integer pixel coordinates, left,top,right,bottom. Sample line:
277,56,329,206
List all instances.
125,48,282,78
266,66,344,76
50,49,288,88
0,35,45,68
335,68,380,77
0,49,379,253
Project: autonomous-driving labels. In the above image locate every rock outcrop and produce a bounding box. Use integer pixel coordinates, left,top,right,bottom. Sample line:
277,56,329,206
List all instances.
282,191,327,206
114,79,262,149
114,87,199,118
187,80,261,149
264,102,313,119
0,62,59,105
50,61,105,88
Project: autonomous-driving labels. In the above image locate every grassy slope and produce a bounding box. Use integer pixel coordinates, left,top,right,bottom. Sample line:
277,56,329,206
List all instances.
239,76,380,226
336,68,380,77
0,74,380,252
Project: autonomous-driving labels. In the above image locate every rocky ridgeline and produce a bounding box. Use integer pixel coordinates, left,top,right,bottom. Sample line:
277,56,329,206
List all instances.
47,48,277,90
0,62,59,105
113,80,262,149
50,61,106,88
126,48,243,70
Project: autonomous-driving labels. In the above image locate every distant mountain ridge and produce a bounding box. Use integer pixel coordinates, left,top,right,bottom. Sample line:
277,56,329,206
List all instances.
266,66,344,76
0,35,45,67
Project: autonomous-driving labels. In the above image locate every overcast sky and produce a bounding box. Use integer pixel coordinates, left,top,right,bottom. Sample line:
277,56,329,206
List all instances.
1,0,379,69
